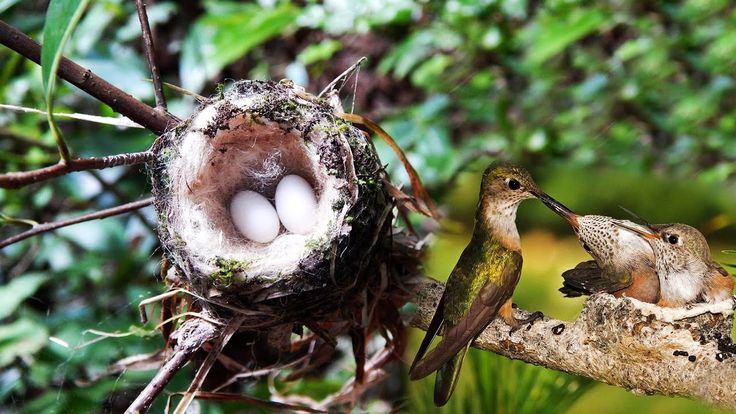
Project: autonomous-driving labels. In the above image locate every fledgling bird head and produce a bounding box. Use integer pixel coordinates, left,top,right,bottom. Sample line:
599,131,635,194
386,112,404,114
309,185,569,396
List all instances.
627,223,712,271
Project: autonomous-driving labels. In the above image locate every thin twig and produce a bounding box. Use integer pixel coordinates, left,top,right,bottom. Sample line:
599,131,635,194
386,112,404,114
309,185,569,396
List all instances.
318,57,367,98
0,197,153,249
142,79,205,102
0,19,177,135
0,150,153,189
135,0,167,110
174,315,247,414
125,319,218,414
174,391,326,413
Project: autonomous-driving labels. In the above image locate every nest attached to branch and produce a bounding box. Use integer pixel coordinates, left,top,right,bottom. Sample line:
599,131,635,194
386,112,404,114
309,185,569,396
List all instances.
151,80,394,320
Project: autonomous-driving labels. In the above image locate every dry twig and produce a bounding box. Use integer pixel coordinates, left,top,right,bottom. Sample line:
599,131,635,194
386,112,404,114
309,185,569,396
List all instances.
0,197,153,249
135,0,167,110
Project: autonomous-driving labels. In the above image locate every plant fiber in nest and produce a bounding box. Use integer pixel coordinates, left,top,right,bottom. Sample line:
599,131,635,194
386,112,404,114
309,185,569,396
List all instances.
150,80,393,321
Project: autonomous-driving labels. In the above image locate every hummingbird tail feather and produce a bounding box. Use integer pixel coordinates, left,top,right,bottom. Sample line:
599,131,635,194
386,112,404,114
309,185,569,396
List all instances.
433,342,471,406
409,295,445,379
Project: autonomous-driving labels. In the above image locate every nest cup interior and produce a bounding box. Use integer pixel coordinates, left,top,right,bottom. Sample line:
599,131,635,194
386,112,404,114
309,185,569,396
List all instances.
166,97,352,285
199,116,320,240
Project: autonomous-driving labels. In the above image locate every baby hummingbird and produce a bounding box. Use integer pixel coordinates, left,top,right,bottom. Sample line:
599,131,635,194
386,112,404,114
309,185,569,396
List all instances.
409,165,555,406
616,222,734,307
538,198,660,303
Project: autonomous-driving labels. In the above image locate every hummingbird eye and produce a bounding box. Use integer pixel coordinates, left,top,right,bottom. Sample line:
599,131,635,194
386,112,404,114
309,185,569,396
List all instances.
666,234,679,245
507,178,521,190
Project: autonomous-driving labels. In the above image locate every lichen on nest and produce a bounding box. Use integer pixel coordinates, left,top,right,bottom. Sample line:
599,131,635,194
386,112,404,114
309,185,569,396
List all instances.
150,80,391,313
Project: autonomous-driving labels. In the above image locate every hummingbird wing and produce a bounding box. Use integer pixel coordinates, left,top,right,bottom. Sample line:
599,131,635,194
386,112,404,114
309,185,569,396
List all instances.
409,251,521,380
559,260,632,297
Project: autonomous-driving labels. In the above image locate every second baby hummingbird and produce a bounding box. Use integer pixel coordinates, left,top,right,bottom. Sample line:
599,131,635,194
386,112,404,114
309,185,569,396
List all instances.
539,198,660,303
409,165,557,406
615,222,734,307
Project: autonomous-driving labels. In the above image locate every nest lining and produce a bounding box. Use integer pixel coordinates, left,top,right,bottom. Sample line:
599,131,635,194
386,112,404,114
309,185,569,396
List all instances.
152,81,389,300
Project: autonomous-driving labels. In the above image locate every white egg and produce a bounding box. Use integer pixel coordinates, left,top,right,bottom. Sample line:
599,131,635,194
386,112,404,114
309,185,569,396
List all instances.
274,175,318,234
230,190,280,243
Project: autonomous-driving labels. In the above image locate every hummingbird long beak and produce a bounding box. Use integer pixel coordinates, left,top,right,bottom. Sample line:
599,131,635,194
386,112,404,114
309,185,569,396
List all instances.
613,221,660,240
535,192,579,230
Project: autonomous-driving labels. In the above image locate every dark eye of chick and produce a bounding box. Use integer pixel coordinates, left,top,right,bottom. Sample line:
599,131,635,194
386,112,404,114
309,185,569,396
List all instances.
667,234,679,245
508,179,521,190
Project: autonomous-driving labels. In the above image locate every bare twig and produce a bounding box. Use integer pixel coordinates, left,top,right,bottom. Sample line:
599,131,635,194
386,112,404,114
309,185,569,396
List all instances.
135,0,167,110
173,392,326,413
0,150,153,189
410,276,736,409
174,315,246,414
125,318,218,414
318,56,367,98
0,19,177,135
0,197,153,249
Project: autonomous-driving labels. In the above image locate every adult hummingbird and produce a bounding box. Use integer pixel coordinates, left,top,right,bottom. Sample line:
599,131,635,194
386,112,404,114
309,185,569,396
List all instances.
614,222,734,307
539,199,660,302
409,165,556,406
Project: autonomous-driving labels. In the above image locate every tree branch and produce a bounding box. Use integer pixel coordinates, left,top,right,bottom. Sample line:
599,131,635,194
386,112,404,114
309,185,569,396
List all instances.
135,0,167,111
0,197,153,249
409,277,736,409
0,150,153,189
0,19,177,135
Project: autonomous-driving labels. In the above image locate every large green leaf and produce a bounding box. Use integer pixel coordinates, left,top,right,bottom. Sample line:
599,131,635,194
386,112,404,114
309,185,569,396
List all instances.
523,8,608,66
0,273,49,319
180,2,297,92
0,319,48,368
41,0,90,160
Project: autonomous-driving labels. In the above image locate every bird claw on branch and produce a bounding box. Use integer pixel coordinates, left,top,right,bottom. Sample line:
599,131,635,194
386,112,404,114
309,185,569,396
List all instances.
409,276,736,409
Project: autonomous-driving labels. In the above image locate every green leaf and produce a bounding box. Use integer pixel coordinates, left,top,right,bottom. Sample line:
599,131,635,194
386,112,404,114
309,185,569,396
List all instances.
0,0,22,14
180,2,297,92
0,319,48,368
524,8,608,66
0,273,49,319
297,39,343,66
41,0,90,161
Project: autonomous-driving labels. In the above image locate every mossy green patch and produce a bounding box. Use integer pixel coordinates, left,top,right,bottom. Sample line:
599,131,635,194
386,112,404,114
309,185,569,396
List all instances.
210,256,251,288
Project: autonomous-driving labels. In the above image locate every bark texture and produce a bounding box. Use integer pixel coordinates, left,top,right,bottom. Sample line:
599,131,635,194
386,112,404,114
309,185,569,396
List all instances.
410,276,736,408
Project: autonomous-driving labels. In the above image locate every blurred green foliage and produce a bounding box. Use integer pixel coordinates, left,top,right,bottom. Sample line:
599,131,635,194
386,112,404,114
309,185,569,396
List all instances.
1,0,735,412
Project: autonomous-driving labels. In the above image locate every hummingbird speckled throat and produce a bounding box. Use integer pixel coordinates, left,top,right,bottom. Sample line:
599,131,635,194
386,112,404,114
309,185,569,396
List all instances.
538,198,660,303
616,222,734,307
409,164,558,406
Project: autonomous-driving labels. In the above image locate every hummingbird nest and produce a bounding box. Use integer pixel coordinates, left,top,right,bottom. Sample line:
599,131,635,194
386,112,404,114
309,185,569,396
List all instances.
150,80,399,319
139,79,424,411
